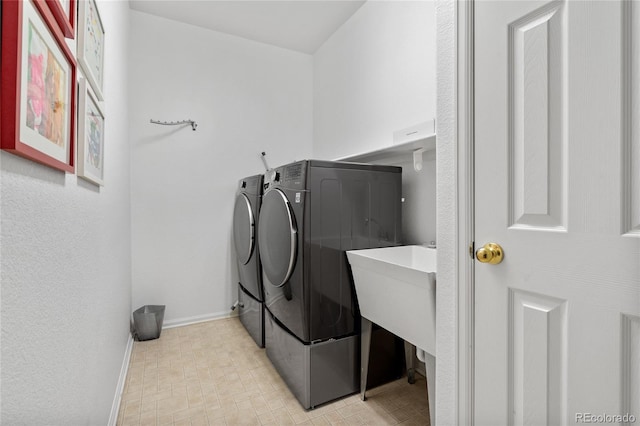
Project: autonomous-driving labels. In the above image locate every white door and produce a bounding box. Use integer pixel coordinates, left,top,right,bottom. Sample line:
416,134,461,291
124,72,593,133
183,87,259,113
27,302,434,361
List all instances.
474,1,640,424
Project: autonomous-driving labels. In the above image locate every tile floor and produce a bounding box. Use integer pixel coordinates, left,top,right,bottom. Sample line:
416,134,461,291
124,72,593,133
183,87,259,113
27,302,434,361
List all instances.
117,318,430,425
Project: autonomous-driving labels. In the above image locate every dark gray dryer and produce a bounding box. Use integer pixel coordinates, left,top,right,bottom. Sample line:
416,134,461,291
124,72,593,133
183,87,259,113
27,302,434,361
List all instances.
233,174,265,347
257,160,402,409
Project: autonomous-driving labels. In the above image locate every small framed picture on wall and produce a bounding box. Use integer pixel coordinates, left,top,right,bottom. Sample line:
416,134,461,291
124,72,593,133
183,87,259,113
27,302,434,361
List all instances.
77,0,105,101
1,0,77,172
77,77,105,185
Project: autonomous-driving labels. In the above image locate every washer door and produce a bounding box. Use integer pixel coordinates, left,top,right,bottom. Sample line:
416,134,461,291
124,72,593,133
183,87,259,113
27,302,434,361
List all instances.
258,189,297,287
233,193,255,265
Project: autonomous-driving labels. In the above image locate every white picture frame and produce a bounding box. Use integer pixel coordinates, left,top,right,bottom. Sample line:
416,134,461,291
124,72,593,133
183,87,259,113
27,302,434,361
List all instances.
77,0,105,101
77,77,105,185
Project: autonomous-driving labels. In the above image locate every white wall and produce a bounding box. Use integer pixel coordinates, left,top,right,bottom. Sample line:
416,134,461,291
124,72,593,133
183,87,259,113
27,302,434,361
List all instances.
371,153,437,245
312,0,437,246
402,154,436,245
129,11,313,326
312,0,436,161
0,1,132,423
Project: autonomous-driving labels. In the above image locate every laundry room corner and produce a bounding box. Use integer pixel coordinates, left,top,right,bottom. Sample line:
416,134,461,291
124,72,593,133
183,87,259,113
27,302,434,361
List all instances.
128,11,313,327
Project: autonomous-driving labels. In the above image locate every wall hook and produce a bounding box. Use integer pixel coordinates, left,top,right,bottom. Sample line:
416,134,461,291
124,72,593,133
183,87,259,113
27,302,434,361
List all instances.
150,118,197,131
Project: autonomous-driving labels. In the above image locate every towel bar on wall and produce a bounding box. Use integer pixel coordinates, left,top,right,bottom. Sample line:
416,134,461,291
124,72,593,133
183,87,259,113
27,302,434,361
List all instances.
149,119,197,131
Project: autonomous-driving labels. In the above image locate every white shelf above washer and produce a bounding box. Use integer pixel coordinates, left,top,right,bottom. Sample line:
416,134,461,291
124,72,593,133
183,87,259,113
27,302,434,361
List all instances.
334,120,436,164
335,133,436,163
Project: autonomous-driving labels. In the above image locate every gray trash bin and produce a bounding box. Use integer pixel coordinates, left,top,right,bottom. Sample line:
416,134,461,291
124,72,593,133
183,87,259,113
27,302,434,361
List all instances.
132,305,165,341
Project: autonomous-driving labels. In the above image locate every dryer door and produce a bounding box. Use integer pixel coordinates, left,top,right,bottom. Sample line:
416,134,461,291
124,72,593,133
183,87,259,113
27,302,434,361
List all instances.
233,193,255,265
258,188,297,287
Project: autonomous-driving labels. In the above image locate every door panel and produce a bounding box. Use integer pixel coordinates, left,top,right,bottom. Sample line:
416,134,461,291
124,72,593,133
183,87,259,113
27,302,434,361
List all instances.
621,314,640,417
475,1,640,424
624,0,640,236
509,289,566,426
508,2,565,230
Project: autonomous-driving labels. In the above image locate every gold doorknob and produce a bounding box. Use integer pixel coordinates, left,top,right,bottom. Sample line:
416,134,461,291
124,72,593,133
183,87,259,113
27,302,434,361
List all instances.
476,243,504,264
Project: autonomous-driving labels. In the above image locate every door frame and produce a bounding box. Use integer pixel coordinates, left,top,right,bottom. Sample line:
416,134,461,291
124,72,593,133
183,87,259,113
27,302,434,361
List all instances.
437,0,475,422
456,0,475,423
435,0,476,423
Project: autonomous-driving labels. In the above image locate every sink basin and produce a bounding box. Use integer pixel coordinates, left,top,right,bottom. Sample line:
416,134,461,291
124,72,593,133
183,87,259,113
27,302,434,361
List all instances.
347,245,436,422
346,245,436,355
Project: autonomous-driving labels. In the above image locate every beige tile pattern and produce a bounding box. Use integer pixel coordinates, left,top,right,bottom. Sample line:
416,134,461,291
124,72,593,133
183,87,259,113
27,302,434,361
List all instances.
117,318,430,425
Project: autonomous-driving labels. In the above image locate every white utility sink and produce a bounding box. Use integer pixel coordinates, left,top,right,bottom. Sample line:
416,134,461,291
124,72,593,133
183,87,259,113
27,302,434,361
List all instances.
347,245,436,424
347,245,436,355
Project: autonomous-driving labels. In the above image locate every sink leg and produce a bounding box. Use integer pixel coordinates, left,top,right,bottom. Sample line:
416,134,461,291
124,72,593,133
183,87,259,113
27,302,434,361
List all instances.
424,351,436,426
360,317,372,401
404,341,416,384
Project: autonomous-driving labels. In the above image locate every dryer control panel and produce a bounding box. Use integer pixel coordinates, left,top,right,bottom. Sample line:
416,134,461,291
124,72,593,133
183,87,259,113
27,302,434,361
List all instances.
264,161,308,191
283,162,307,189
237,174,264,196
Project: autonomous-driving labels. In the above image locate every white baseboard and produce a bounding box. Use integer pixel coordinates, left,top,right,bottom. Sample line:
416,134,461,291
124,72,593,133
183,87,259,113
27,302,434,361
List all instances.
162,309,237,329
108,334,134,426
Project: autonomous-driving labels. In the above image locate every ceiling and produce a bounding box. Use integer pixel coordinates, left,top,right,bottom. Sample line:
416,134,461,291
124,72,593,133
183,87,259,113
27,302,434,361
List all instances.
128,0,367,54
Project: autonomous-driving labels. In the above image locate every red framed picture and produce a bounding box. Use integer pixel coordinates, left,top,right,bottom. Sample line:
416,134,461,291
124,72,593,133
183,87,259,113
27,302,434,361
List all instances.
45,0,76,39
1,0,77,173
